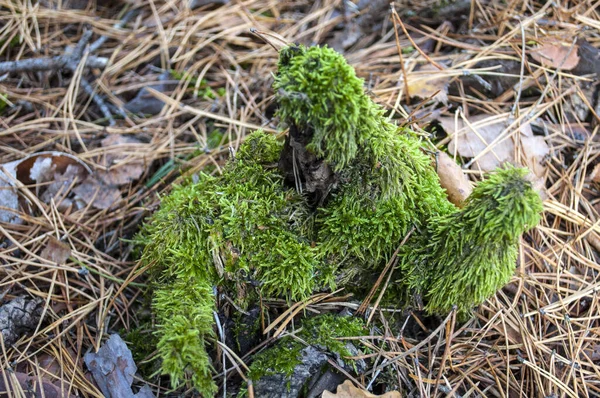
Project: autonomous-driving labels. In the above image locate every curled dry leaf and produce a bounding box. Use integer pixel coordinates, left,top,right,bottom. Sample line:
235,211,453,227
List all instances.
530,38,580,70
442,115,550,191
406,64,450,104
322,380,401,398
0,152,91,224
435,151,472,207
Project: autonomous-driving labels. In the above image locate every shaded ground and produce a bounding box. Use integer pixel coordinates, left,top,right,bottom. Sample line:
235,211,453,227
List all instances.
1,0,600,396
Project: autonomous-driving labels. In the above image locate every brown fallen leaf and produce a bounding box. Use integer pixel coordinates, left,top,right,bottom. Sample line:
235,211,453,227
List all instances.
406,64,450,104
73,176,123,210
74,135,148,210
322,380,401,398
435,151,472,207
40,236,71,264
443,115,549,180
98,135,146,185
530,38,580,70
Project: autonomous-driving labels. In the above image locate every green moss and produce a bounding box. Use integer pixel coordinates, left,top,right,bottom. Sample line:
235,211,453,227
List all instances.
138,131,324,393
300,314,367,358
153,277,216,393
275,44,456,281
247,314,367,383
139,45,544,394
398,166,543,316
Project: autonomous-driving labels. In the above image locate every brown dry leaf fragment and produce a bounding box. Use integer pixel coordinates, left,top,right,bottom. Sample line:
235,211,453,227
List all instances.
406,64,450,104
322,380,401,398
98,135,146,186
444,115,516,171
40,164,90,211
435,151,472,207
15,152,91,186
74,135,148,210
73,176,123,210
520,134,550,186
530,38,580,70
40,236,71,264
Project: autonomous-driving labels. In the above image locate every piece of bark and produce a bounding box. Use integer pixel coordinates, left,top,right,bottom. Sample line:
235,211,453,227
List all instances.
0,296,44,347
84,334,153,398
278,124,338,206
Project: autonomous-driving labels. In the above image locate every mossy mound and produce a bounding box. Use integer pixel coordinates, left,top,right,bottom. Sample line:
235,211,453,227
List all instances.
137,131,327,395
137,44,543,395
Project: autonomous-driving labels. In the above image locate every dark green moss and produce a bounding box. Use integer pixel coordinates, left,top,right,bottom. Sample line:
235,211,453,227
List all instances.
247,314,367,383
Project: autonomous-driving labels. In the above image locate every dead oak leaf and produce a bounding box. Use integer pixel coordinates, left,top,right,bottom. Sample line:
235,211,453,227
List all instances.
322,380,401,398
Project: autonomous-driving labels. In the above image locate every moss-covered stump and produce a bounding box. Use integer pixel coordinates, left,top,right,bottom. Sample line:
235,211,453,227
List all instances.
137,44,543,395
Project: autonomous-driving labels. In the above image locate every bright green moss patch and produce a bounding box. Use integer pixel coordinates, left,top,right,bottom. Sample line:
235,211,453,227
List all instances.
399,166,543,316
138,131,326,394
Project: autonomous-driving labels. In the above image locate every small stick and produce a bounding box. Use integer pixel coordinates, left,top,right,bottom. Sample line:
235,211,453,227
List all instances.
79,76,116,125
89,9,137,53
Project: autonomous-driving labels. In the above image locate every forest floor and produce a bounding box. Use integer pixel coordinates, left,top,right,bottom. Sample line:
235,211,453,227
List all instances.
1,0,600,397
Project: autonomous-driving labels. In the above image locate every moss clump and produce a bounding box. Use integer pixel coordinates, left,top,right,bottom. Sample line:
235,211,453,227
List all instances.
398,166,543,316
247,314,367,382
275,45,455,277
138,131,325,394
138,44,543,394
